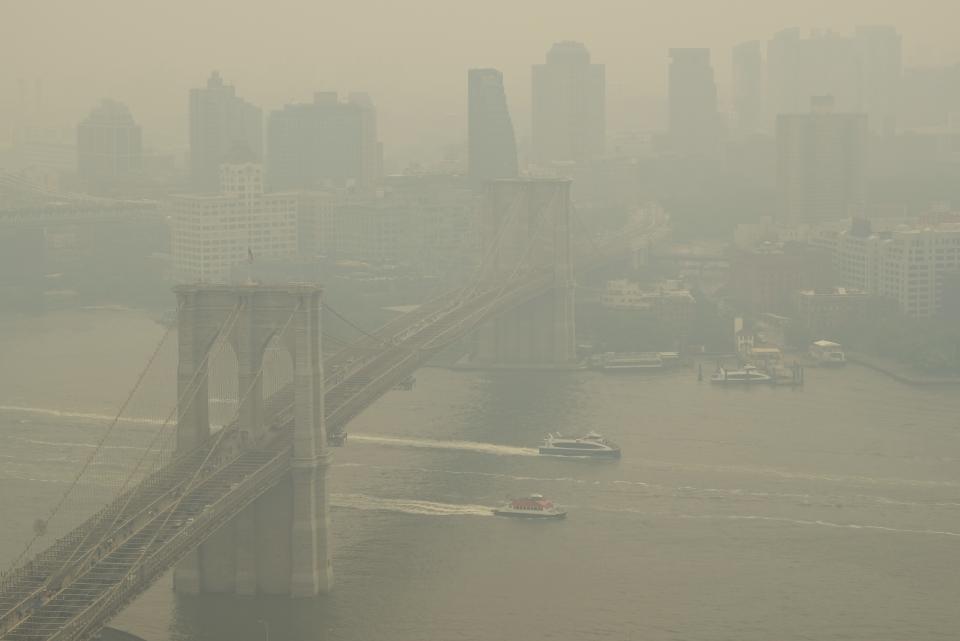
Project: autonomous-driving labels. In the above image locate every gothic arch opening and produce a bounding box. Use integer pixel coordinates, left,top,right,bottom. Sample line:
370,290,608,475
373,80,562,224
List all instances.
206,334,238,432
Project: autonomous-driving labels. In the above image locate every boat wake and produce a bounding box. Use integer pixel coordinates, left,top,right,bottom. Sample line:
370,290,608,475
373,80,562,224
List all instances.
591,506,960,538
331,493,492,517
349,434,538,457
634,457,960,489
0,405,164,426
336,461,584,485
8,436,153,452
676,513,960,538
338,463,955,511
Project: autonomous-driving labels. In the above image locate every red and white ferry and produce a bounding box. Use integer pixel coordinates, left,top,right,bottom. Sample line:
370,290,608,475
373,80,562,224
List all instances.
493,494,567,519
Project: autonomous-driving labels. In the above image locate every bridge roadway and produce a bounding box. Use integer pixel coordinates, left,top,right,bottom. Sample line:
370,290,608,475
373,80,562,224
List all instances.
0,208,667,641
0,267,559,641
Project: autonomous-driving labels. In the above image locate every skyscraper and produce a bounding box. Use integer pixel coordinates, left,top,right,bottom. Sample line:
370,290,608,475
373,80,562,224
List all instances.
531,41,605,164
189,71,263,192
766,29,862,128
668,48,720,154
266,92,381,191
76,99,142,190
777,96,867,227
855,25,902,135
732,41,764,135
467,68,519,185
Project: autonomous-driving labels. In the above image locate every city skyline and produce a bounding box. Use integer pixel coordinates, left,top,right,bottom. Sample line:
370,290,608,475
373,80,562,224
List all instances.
6,4,960,640
3,1,960,159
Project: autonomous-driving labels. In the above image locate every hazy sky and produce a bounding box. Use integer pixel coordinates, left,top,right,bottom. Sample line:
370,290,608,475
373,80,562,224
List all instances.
3,0,959,162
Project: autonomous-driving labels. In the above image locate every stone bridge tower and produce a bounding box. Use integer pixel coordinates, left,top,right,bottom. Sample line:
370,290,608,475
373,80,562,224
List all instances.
471,178,576,367
172,283,331,596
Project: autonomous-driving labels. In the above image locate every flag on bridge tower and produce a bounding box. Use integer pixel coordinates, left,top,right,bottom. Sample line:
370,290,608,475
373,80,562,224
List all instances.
248,247,254,262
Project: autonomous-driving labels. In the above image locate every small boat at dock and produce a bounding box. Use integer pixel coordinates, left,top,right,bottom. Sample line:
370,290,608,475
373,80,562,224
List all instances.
710,364,772,384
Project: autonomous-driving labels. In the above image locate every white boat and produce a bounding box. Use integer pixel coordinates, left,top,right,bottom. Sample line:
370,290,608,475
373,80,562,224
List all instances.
599,351,663,371
710,364,772,384
539,432,621,458
810,340,846,367
493,494,567,519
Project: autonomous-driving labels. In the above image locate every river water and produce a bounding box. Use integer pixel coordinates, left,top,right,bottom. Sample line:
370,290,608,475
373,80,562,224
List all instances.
1,309,959,641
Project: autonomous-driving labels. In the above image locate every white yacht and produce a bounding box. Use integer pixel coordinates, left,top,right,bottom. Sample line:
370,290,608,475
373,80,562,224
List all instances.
539,432,621,458
710,364,772,384
810,340,846,367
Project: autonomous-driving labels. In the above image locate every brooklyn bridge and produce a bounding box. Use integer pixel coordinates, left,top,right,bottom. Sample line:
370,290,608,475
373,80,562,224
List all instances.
0,178,668,641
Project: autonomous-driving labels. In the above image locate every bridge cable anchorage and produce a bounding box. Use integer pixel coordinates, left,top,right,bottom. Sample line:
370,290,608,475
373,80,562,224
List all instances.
0,303,290,641
1,307,179,580
0,303,245,623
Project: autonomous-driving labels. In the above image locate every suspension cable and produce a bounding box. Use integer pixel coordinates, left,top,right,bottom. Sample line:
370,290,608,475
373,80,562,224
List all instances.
115,302,302,585
52,302,246,572
7,303,245,595
3,317,177,574
323,303,392,347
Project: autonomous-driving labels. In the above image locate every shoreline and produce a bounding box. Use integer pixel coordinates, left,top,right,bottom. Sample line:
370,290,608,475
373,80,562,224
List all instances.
847,352,960,386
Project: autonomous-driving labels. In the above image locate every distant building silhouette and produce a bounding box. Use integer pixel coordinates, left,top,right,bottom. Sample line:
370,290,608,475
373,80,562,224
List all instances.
855,26,902,136
266,92,380,191
531,41,605,164
668,48,720,154
467,68,518,185
765,26,901,135
769,29,853,123
899,64,960,130
900,64,960,131
777,96,867,227
76,99,142,190
732,41,764,135
189,71,262,192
